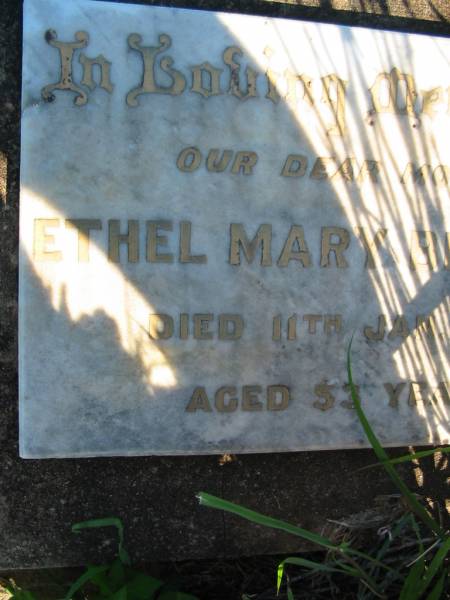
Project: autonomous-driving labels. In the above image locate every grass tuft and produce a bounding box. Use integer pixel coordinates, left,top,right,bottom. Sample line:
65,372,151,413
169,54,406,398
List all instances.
198,340,449,599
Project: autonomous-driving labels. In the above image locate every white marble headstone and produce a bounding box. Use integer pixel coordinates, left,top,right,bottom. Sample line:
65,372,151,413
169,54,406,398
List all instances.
19,0,449,457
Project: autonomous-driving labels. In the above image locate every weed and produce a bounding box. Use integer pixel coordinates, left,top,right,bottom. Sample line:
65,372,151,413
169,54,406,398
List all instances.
198,340,449,599
3,518,199,600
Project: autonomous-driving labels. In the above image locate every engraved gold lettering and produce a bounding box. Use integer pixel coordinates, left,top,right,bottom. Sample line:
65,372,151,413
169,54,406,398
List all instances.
176,147,202,172
215,386,238,412
149,313,174,340
190,62,222,98
287,315,296,340
332,158,356,181
146,220,173,263
108,220,139,263
432,381,450,404
388,315,410,339
433,165,450,186
415,315,436,338
357,160,380,183
42,30,89,105
355,227,387,269
218,314,244,340
384,382,406,408
321,74,347,135
364,315,386,341
79,53,113,93
272,315,281,341
401,163,433,185
285,71,314,106
422,87,444,119
127,33,186,107
180,313,189,339
229,223,272,266
342,383,359,409
33,218,62,262
313,382,335,411
186,387,212,412
303,314,322,334
267,385,290,411
277,225,311,267
281,155,308,178
194,314,213,339
408,382,428,406
230,151,258,175
65,219,102,262
242,385,263,411
179,221,207,263
310,157,336,180
264,47,280,104
370,68,417,115
223,46,258,100
410,230,438,270
324,315,342,334
206,149,233,172
320,226,350,268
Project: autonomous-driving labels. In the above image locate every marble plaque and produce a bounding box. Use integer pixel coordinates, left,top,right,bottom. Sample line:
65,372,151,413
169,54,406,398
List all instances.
19,0,449,458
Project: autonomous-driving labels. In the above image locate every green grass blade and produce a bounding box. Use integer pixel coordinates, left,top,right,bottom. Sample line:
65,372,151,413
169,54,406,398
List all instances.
425,571,447,600
277,556,358,592
63,565,109,600
198,492,339,550
399,557,424,600
347,340,443,538
417,537,450,596
72,517,124,536
286,580,295,600
198,491,389,590
359,447,450,471
365,513,412,590
345,547,393,571
90,570,113,596
276,561,284,594
108,558,126,591
410,515,425,555
109,586,128,600
72,517,130,565
276,561,285,593
283,556,358,576
124,572,164,600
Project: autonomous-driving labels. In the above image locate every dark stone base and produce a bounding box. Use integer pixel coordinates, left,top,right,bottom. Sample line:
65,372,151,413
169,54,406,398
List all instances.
0,0,448,568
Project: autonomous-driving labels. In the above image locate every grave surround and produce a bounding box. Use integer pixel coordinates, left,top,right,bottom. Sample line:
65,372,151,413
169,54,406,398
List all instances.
0,0,448,569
